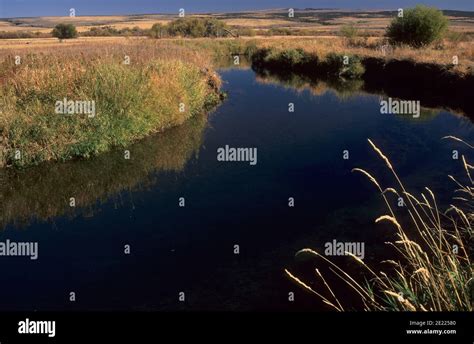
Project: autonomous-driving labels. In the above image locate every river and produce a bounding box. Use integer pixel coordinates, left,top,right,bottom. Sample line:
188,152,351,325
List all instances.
0,67,472,310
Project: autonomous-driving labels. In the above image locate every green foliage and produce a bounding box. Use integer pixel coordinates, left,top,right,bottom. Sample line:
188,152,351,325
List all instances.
266,27,293,36
51,23,78,39
82,25,148,37
250,47,364,79
324,53,365,79
340,24,359,40
83,26,119,36
164,18,230,38
386,5,448,47
149,23,167,38
276,48,310,66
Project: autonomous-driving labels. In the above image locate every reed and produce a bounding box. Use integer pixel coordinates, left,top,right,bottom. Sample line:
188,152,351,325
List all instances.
0,41,222,167
286,137,473,311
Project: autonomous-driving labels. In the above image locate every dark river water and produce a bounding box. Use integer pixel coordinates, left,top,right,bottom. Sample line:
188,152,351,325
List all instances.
0,67,473,311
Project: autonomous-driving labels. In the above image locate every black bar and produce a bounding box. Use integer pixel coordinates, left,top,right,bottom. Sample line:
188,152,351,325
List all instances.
0,311,472,343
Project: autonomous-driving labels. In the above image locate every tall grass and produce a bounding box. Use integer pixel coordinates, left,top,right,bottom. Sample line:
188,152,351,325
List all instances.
0,41,222,167
286,138,473,311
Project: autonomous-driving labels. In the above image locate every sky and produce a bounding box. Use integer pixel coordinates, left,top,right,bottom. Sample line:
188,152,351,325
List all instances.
0,0,473,18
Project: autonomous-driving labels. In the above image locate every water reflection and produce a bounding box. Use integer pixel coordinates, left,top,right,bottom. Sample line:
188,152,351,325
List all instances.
252,67,472,120
0,113,208,228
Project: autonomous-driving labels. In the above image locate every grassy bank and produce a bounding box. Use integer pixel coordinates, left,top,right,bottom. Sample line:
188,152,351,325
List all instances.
245,36,474,74
0,41,222,167
0,113,208,228
248,43,474,116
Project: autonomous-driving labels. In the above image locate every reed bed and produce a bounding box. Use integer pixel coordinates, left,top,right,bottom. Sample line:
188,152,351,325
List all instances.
0,41,222,167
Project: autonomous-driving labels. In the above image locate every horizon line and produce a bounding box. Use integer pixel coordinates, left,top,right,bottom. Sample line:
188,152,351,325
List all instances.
2,7,474,20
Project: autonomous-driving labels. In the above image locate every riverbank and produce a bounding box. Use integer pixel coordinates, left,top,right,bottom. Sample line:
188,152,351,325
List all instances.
249,44,474,116
0,41,222,167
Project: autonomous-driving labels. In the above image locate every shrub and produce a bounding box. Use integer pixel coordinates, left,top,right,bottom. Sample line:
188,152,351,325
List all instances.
323,53,365,79
164,18,229,38
51,23,78,40
278,48,309,66
149,23,167,38
235,27,255,37
266,27,293,36
340,24,358,40
0,31,51,39
386,5,448,47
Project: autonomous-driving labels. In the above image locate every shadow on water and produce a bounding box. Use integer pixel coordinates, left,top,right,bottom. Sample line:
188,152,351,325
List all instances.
251,65,472,120
0,113,208,229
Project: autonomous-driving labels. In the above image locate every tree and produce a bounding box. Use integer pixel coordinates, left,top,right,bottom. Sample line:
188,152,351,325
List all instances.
149,23,167,38
386,5,448,48
52,23,78,40
163,18,229,38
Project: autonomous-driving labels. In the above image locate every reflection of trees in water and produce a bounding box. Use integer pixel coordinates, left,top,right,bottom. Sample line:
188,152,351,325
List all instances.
0,113,208,229
253,68,446,119
254,67,365,99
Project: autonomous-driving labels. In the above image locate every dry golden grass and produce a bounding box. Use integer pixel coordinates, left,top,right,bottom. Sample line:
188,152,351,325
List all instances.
0,40,220,167
222,18,293,27
0,36,149,50
2,10,472,36
1,35,472,73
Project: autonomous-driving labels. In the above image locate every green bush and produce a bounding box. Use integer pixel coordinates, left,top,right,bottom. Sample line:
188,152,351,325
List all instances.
340,24,358,40
149,23,167,38
386,5,448,47
51,23,78,40
277,49,309,66
323,53,365,79
266,28,293,36
164,18,229,38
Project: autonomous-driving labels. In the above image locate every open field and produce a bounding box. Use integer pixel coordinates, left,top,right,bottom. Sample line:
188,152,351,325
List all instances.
1,35,472,74
0,8,473,72
1,9,474,36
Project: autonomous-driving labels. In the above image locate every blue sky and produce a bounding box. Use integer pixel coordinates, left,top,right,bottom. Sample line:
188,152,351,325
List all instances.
1,0,473,18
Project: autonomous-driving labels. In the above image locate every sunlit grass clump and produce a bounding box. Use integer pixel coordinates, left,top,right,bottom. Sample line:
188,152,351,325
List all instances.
0,43,221,167
286,137,473,311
